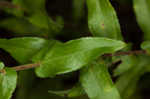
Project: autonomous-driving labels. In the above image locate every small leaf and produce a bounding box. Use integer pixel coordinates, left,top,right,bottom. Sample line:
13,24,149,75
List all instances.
141,41,150,54
80,61,121,99
133,0,150,40
0,37,47,63
0,68,17,99
86,0,123,40
0,62,4,70
12,0,64,34
114,55,137,76
49,84,85,98
112,43,133,76
0,17,46,36
36,37,125,77
116,55,149,99
72,0,85,21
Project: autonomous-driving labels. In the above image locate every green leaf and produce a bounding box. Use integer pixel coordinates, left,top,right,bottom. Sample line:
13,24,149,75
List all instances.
141,41,150,54
86,0,123,40
36,37,125,78
80,61,121,99
0,37,47,63
112,43,133,76
133,0,150,40
49,83,85,98
0,62,4,70
12,0,64,34
113,55,137,76
0,68,17,99
116,55,149,99
72,0,85,21
0,17,46,36
32,40,56,62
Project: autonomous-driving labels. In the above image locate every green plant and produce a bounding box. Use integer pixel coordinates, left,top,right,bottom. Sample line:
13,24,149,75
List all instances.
0,0,150,99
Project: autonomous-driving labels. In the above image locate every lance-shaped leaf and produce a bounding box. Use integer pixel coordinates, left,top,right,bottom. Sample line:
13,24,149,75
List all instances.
35,37,125,78
86,0,123,40
0,37,47,63
0,68,17,99
133,0,150,40
80,61,121,99
49,83,85,98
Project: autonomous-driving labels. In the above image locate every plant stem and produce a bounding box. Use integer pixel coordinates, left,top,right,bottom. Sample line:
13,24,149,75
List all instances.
103,50,147,57
0,50,147,73
0,62,40,73
12,62,41,71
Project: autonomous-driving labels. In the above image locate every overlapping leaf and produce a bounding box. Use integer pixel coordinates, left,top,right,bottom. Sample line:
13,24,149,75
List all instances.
116,55,150,99
35,37,125,78
86,0,122,40
0,17,46,36
0,37,47,63
133,0,150,40
0,68,17,99
113,43,136,76
12,0,64,33
141,41,150,54
114,55,137,76
80,61,121,99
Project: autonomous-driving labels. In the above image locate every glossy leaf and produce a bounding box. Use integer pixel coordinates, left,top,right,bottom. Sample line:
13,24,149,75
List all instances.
36,37,125,78
0,37,47,63
49,83,85,98
0,68,17,99
86,0,123,40
32,40,56,62
133,0,150,40
80,61,121,99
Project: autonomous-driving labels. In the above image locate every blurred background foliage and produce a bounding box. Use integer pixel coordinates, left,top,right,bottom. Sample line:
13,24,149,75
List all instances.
0,0,150,99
